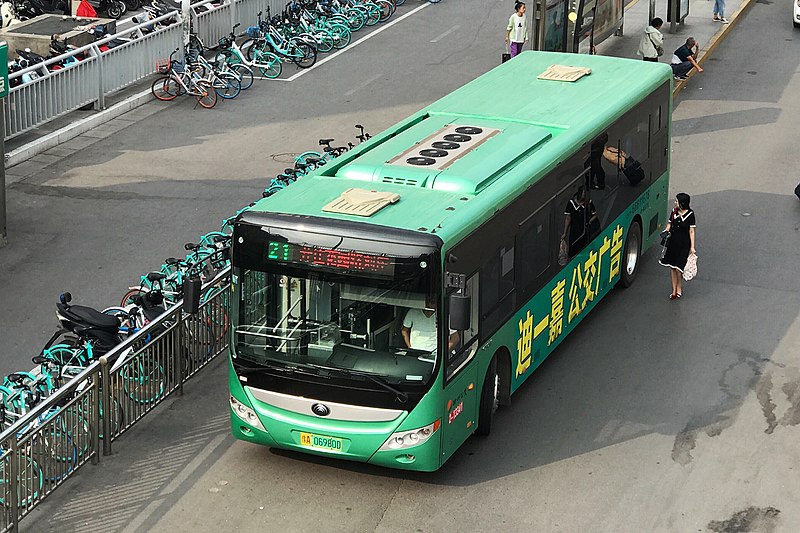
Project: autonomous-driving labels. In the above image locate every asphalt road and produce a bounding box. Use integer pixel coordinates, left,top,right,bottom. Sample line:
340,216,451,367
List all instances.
4,0,800,531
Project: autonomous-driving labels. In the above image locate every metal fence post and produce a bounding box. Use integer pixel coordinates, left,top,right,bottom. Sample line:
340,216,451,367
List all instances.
94,44,106,111
100,357,112,456
92,360,102,465
9,436,19,531
177,311,185,396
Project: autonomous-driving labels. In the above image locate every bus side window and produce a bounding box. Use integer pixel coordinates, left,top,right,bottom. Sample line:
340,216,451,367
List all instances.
516,203,552,301
446,273,479,381
480,243,515,334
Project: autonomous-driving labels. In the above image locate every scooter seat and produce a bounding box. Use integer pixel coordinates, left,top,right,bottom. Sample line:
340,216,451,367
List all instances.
60,304,120,330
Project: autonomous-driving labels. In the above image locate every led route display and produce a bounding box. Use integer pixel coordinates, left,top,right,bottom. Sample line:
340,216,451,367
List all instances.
267,242,395,277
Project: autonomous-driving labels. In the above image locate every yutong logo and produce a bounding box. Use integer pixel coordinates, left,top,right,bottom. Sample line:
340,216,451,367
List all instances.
311,403,330,417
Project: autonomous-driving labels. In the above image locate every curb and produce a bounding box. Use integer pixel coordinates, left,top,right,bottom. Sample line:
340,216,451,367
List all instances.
673,0,757,96
5,89,154,169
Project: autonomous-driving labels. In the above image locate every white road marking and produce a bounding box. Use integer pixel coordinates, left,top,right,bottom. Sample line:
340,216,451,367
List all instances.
430,24,460,43
285,3,431,82
344,73,384,96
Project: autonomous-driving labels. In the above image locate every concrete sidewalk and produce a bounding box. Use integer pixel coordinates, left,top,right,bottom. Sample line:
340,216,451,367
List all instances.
597,0,756,90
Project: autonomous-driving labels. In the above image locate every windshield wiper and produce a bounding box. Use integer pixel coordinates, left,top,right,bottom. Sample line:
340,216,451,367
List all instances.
307,364,408,404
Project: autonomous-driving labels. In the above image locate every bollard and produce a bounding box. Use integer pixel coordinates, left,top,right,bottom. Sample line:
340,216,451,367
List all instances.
100,356,112,457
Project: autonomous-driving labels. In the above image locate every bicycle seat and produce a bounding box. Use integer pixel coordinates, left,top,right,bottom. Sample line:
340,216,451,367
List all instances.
212,235,229,243
185,242,199,251
32,355,48,365
318,138,334,146
7,373,26,383
147,272,168,282
58,303,121,330
165,257,182,265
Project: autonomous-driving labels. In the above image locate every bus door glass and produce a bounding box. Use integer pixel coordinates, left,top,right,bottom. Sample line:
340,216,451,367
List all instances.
442,271,480,456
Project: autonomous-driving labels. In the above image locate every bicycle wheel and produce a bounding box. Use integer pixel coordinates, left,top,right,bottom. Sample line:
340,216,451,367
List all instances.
330,24,351,49
229,63,254,90
215,72,241,99
255,50,282,78
292,41,317,68
151,75,179,101
121,357,166,404
0,452,43,507
376,0,394,21
363,3,381,26
194,80,218,109
395,0,406,5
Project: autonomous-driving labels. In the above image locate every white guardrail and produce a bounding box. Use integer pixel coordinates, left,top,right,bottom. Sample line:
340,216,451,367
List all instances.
2,11,183,139
1,0,287,139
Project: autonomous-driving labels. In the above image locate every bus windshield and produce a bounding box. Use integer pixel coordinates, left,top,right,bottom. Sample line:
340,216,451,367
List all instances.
234,265,439,386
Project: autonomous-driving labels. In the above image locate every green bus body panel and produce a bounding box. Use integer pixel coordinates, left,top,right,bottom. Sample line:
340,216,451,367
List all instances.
248,51,672,250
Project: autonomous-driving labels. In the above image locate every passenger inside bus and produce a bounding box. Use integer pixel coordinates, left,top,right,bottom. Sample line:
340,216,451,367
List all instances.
402,296,460,353
562,186,598,258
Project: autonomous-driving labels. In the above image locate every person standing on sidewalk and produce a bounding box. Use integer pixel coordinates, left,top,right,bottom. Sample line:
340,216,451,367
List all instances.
505,2,528,59
670,37,703,81
713,0,729,24
637,17,664,62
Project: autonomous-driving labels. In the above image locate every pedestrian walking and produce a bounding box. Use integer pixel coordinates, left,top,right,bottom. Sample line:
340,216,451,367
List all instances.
637,17,664,62
659,193,697,300
713,0,729,23
670,37,703,81
505,2,528,59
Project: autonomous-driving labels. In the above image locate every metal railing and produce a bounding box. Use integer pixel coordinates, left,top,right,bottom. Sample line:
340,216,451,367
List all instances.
0,267,231,531
3,10,183,139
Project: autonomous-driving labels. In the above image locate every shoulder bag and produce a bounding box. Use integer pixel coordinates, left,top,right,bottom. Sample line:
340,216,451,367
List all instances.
649,34,664,57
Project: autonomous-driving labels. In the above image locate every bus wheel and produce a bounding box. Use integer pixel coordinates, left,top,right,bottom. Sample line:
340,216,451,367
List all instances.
619,221,642,288
476,357,499,436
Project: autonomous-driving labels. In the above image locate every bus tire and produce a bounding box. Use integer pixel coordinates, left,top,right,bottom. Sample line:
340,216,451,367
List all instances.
476,357,499,436
619,221,642,288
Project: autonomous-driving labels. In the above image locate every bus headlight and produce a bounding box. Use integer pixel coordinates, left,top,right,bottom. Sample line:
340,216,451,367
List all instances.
230,396,266,432
379,419,440,451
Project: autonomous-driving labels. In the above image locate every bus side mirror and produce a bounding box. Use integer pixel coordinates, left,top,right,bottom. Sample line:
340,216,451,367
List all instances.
183,277,202,315
449,293,471,331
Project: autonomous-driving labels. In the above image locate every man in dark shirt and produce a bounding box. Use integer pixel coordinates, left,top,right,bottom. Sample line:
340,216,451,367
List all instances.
671,37,704,80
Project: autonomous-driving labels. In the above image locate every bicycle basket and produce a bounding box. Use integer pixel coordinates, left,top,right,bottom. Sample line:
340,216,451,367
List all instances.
218,37,231,49
246,25,260,38
155,58,170,74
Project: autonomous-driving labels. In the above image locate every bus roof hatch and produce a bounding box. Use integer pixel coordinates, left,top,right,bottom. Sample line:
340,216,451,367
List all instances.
322,188,401,217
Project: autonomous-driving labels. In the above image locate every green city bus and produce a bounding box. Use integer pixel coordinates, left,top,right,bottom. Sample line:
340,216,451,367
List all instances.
229,52,673,471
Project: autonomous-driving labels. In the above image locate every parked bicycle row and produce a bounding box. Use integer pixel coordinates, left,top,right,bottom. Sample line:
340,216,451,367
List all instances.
150,0,410,108
0,121,377,502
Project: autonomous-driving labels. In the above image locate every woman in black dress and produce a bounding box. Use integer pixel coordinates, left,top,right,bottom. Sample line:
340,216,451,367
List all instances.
659,192,696,299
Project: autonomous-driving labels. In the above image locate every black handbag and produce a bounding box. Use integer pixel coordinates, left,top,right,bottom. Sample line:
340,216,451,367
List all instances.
622,157,645,185
659,230,670,260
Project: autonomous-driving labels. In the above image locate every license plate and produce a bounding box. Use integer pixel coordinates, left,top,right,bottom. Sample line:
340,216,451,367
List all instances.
299,432,343,452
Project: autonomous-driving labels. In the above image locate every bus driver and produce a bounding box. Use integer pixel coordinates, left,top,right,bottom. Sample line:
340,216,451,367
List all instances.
402,297,460,353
